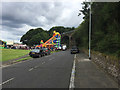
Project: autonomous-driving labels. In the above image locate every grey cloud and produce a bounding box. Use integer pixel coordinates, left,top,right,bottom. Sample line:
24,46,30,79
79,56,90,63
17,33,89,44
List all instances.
2,20,24,28
12,31,25,36
2,2,64,28
2,25,26,35
1,2,83,42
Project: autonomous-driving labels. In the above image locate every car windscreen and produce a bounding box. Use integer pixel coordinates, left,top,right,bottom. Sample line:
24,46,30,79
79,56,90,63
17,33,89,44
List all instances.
32,49,40,53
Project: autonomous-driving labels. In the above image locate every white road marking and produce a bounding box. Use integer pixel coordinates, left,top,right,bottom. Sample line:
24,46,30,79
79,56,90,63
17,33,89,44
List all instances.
29,68,34,71
0,78,14,86
69,54,76,89
74,54,76,59
29,61,46,71
49,57,55,61
34,66,39,68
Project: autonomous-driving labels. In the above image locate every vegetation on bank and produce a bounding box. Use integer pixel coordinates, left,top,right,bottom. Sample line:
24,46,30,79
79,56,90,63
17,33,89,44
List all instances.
1,49,31,62
14,56,32,63
73,2,120,59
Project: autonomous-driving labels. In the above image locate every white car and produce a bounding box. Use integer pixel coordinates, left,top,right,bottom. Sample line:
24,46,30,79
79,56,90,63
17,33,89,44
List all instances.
62,45,67,51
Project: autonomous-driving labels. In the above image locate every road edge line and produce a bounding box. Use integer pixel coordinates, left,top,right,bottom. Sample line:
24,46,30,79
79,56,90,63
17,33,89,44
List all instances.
69,54,76,89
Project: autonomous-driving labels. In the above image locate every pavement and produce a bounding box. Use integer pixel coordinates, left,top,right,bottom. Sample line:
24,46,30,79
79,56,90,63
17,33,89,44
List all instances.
75,52,119,88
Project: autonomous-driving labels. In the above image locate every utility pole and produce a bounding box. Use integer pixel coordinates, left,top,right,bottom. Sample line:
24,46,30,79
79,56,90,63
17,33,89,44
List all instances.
89,0,92,60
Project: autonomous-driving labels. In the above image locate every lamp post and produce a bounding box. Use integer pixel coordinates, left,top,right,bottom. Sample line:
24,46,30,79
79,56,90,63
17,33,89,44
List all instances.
89,0,92,60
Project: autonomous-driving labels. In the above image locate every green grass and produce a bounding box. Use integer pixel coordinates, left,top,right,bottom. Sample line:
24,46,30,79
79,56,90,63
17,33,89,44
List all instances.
15,56,32,62
1,49,31,62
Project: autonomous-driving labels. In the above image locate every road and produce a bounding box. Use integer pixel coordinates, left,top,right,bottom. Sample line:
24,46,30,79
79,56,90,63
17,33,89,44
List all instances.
1,50,119,89
2,50,74,88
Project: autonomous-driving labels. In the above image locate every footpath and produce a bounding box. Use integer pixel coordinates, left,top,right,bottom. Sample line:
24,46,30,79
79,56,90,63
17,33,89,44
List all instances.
75,52,119,88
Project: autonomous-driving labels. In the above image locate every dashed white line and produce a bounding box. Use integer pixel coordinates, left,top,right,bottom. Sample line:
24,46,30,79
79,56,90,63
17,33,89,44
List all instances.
34,66,39,68
29,61,46,71
29,68,34,71
69,54,76,89
49,57,55,61
74,54,76,59
0,78,14,86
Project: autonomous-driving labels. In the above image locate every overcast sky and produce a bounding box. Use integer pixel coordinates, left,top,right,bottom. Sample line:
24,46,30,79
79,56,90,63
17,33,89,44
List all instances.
1,1,84,43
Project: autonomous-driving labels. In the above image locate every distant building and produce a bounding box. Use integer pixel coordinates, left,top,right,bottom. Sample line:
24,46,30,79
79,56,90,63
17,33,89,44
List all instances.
13,43,27,49
6,40,14,46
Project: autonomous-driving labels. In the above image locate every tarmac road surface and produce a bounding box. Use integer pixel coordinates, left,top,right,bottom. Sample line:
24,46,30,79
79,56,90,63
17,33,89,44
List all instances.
2,50,74,88
2,50,119,89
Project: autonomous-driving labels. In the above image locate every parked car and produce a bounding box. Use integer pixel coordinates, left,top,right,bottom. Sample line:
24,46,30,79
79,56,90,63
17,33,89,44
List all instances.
71,46,79,54
29,49,44,58
57,46,62,50
42,48,51,55
62,45,67,51
11,46,16,49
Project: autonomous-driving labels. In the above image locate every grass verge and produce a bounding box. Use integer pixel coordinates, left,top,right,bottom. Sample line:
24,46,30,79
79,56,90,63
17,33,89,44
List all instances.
1,49,31,62
14,56,32,63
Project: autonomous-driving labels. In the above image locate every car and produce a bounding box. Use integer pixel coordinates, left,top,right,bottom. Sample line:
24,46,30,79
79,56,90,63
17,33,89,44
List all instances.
57,46,62,50
29,49,44,58
62,45,67,51
11,46,16,49
42,48,51,55
71,46,79,54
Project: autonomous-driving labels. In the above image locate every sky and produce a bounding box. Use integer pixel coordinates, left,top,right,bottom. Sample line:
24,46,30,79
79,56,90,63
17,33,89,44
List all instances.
1,0,85,43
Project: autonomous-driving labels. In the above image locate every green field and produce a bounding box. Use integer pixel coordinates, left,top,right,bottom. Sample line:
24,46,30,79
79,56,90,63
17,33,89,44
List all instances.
1,49,31,62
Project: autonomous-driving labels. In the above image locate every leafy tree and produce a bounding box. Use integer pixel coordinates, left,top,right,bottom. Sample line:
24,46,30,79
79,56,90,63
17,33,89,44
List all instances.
73,2,120,58
20,26,74,46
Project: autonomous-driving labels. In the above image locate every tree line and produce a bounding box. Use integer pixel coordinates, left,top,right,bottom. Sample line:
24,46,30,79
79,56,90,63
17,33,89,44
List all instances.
73,2,120,58
20,26,74,46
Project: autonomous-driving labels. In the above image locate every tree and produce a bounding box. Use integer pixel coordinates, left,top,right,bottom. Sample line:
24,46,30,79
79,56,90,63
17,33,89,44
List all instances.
20,26,74,46
73,2,120,57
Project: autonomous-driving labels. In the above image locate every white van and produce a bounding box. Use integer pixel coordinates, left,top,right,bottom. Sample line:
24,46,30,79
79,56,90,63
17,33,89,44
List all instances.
62,45,67,51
